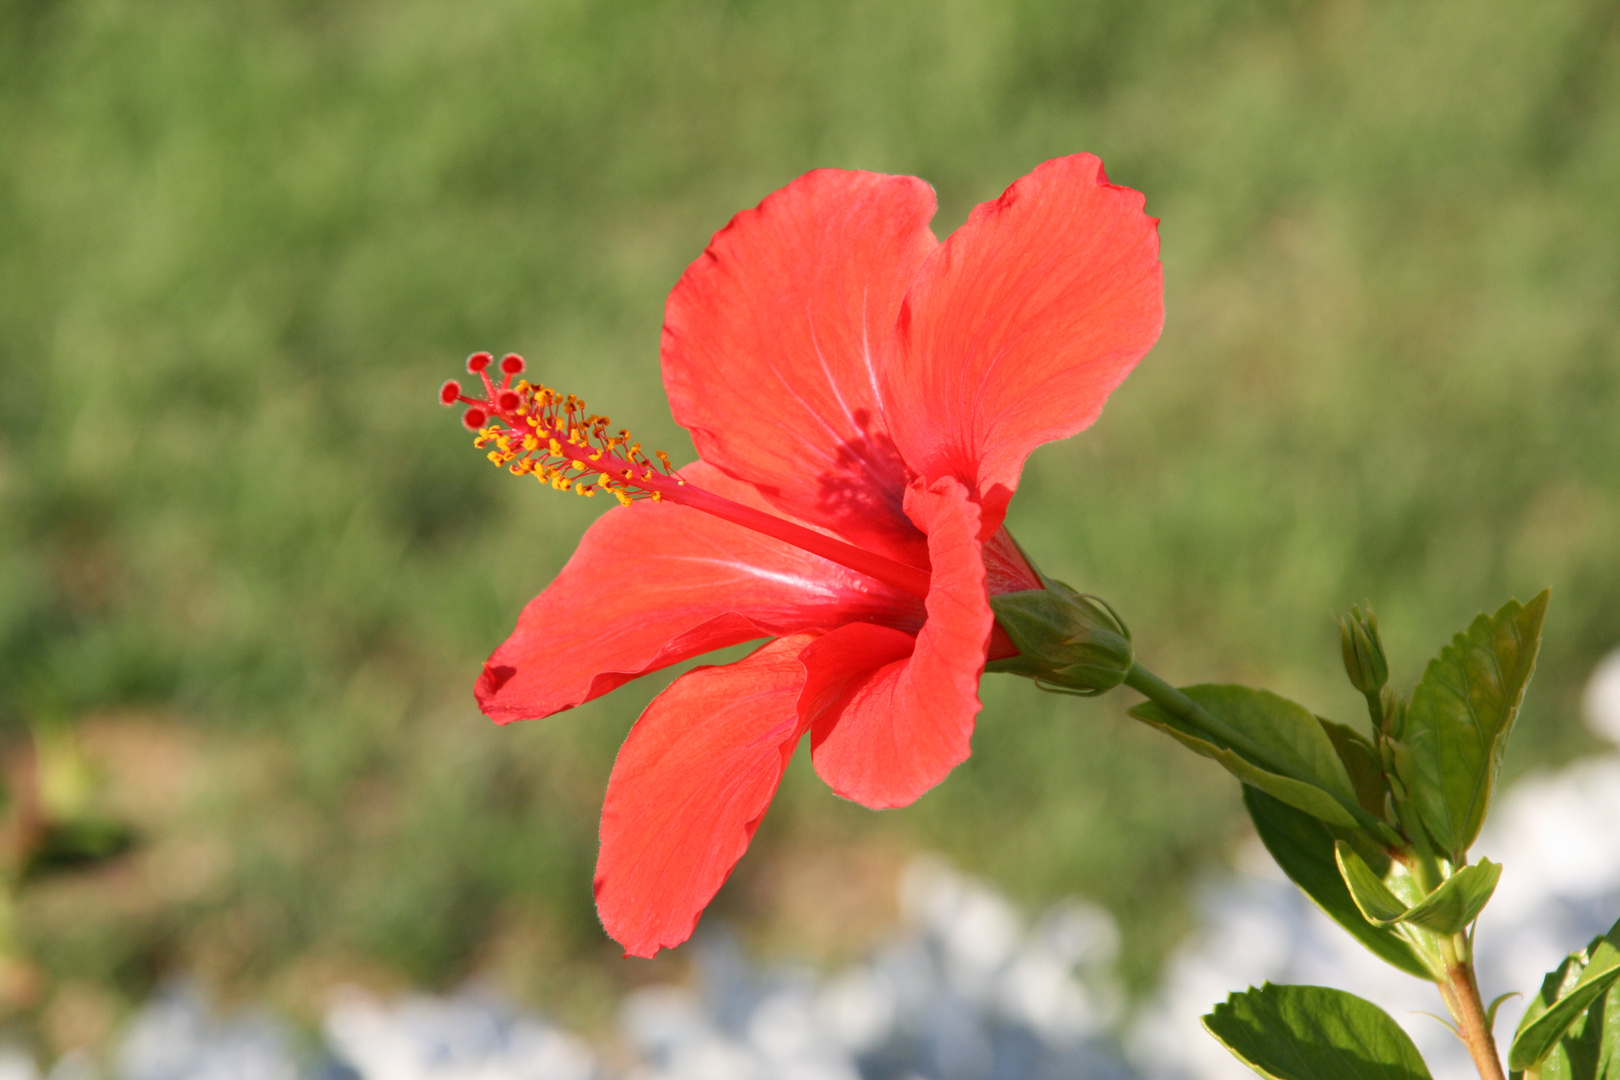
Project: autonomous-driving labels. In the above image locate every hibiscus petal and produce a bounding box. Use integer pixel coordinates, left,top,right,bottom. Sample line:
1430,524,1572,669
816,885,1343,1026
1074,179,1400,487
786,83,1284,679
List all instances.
885,154,1164,534
595,634,814,958
476,463,918,723
802,476,991,809
661,169,938,565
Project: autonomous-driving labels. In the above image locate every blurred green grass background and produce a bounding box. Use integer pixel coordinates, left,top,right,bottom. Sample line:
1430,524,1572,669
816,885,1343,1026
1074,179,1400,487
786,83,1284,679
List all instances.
1,0,1617,1053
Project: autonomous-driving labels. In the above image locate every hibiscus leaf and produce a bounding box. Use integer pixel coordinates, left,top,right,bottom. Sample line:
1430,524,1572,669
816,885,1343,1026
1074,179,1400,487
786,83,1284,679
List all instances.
1130,685,1363,829
1512,917,1620,1072
1334,842,1500,935
1537,979,1620,1080
1244,787,1434,979
1333,841,1413,924
1318,719,1391,818
1396,591,1549,862
1397,860,1500,934
1203,983,1434,1080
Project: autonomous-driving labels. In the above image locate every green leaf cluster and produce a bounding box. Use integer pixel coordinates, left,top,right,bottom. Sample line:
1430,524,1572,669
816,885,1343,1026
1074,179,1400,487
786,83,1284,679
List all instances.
1511,918,1620,1079
1244,788,1432,979
1129,594,1548,943
1123,593,1562,1079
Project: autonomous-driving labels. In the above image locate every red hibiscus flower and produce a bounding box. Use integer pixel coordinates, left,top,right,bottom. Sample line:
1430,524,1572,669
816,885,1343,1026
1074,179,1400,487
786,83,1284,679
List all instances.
443,154,1162,957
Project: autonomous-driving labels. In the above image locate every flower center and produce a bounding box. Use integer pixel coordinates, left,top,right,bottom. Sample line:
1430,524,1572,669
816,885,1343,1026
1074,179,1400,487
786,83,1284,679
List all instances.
442,353,932,600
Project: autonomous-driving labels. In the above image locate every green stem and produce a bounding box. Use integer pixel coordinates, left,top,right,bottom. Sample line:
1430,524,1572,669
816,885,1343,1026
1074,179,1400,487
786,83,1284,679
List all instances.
1123,662,1400,843
1362,688,1386,736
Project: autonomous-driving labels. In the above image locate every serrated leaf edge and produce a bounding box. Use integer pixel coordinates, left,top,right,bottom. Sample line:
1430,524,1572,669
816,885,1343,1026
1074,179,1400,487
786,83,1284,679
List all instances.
1201,983,1435,1080
1402,592,1548,859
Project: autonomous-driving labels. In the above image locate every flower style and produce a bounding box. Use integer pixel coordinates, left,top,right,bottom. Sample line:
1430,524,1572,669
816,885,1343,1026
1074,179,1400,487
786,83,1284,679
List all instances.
447,154,1163,957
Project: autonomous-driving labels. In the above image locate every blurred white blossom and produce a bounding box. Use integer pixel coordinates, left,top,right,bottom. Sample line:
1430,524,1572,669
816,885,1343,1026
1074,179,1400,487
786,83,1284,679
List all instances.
117,988,297,1080
323,989,595,1080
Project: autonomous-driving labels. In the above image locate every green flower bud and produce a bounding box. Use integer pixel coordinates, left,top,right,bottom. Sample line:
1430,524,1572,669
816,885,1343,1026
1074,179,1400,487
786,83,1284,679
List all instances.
1338,603,1389,698
988,578,1134,696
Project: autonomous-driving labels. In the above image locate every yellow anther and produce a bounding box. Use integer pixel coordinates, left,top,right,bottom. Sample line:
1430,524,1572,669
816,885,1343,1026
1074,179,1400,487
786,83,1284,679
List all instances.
651,492,663,502
464,374,678,511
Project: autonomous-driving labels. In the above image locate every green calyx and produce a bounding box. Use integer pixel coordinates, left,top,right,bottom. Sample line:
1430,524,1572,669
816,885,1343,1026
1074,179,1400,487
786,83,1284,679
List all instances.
987,577,1133,696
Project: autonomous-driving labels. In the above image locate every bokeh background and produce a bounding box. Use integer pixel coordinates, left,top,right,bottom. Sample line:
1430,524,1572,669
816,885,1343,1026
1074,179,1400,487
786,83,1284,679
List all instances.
1,0,1616,1060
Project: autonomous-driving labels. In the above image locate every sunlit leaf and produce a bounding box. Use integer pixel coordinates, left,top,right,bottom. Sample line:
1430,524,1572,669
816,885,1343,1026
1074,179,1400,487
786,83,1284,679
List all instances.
1397,592,1548,860
1334,841,1412,924
1334,844,1500,935
1513,918,1620,1072
1203,983,1433,1080
1539,980,1620,1080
